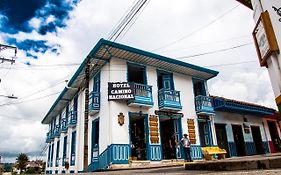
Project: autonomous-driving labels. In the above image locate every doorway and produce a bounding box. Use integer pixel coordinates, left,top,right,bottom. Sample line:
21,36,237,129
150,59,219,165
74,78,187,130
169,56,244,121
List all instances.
267,121,280,152
215,124,229,157
130,114,147,160
232,125,246,156
251,126,264,154
160,118,181,159
198,120,212,147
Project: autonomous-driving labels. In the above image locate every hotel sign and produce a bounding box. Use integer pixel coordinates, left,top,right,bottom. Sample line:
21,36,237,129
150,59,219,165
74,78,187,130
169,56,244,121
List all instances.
253,11,279,67
108,82,134,100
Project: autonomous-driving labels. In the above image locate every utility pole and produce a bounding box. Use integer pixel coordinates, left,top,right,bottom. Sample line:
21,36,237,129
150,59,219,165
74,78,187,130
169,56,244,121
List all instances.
83,61,90,172
0,44,17,64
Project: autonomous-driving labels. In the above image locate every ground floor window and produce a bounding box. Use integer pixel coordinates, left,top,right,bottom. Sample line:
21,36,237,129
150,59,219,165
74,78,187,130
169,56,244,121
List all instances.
91,119,99,162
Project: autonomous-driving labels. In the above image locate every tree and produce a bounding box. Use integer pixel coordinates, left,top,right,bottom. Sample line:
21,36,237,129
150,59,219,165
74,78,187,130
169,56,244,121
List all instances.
16,153,29,173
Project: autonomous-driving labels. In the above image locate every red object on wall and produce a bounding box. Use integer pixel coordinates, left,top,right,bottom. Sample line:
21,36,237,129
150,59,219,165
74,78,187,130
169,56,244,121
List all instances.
269,141,276,153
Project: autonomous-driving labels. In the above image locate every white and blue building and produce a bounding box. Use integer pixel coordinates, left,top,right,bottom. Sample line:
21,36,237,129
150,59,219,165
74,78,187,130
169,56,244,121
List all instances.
42,39,278,174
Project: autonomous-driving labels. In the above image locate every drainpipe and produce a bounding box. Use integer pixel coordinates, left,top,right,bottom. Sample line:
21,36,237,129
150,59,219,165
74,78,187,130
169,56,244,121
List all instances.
83,61,90,171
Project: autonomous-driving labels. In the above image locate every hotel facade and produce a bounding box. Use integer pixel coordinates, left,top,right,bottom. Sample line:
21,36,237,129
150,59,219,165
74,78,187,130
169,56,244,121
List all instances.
42,39,280,174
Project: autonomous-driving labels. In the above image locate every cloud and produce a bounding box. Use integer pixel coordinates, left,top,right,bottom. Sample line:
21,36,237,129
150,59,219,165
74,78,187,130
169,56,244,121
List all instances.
1,0,80,58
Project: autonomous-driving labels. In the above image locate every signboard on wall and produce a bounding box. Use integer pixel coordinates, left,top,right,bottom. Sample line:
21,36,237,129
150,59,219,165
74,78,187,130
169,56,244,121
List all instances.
253,11,279,66
155,110,184,118
108,82,134,100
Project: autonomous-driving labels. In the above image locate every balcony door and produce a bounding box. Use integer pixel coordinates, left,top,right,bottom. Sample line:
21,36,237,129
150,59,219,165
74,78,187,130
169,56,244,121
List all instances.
157,72,174,90
127,63,146,84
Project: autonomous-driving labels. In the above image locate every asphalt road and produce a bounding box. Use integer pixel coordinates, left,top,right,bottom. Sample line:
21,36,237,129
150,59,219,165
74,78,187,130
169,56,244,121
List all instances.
92,166,281,175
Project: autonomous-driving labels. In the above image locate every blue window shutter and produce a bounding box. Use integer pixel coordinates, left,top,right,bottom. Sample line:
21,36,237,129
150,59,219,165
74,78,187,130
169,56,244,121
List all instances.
56,140,60,166
71,131,76,165
51,143,54,167
62,136,67,166
74,95,78,112
93,72,100,93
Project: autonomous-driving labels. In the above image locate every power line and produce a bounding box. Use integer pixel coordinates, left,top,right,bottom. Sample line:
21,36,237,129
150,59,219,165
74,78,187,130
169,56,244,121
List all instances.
108,0,150,42
160,35,251,53
153,4,240,52
176,42,252,60
203,60,256,68
0,91,61,107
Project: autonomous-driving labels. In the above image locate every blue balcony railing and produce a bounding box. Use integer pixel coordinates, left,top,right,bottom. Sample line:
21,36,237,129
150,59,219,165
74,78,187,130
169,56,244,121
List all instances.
61,118,68,133
195,95,215,115
128,83,153,107
158,89,182,111
68,110,77,127
54,125,61,137
46,130,55,143
89,91,100,115
46,132,51,143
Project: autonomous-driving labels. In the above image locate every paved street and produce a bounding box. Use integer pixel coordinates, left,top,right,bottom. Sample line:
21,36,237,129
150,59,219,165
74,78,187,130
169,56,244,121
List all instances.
91,166,281,175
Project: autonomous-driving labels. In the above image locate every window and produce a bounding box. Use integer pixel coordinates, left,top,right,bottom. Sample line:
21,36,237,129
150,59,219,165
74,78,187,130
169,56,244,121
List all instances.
55,140,60,167
62,136,67,166
91,119,99,162
93,72,100,92
193,80,206,96
50,143,54,167
157,72,174,90
47,144,51,167
70,131,76,166
128,63,146,84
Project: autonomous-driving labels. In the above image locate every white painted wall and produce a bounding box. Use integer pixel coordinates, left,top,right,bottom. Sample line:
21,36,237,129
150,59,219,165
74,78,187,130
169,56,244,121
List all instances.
214,111,267,142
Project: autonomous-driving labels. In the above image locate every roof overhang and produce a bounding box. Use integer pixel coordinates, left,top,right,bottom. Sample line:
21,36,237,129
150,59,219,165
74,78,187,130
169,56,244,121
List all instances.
236,0,253,10
213,97,275,116
42,38,219,124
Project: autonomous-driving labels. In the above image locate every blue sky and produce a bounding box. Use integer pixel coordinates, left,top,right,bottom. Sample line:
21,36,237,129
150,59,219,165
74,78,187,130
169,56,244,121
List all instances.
0,0,79,58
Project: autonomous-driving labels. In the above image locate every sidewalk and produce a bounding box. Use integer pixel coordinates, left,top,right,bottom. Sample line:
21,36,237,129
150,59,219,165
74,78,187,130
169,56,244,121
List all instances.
185,153,281,171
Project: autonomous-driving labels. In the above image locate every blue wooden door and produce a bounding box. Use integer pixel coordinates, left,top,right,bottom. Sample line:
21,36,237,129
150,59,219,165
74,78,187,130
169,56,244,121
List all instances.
162,75,172,90
173,119,182,158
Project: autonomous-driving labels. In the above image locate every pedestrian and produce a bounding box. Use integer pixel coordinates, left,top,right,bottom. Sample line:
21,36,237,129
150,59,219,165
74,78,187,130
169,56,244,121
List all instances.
180,133,192,162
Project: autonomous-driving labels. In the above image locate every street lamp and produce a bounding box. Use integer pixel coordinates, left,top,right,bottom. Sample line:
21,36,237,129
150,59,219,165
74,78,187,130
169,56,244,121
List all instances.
0,94,18,99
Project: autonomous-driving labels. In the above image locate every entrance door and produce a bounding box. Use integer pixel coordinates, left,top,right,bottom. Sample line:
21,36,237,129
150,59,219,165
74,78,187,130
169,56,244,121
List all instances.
199,120,212,147
173,119,182,158
215,124,229,157
160,119,174,159
251,126,264,154
130,115,146,160
232,125,246,156
267,121,280,152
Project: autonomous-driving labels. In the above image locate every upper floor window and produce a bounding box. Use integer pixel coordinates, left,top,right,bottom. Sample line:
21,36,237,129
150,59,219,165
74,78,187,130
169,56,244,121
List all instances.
73,94,78,112
93,72,100,93
193,80,206,96
157,71,174,90
127,63,146,84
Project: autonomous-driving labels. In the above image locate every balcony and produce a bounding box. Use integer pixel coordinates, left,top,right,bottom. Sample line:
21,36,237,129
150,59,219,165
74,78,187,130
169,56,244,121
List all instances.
89,91,100,115
54,125,61,137
195,95,215,115
46,130,54,143
68,110,77,127
61,118,68,133
158,89,182,111
128,83,153,107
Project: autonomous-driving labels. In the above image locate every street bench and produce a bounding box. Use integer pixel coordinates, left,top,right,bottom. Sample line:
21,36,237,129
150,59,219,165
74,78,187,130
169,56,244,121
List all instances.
201,146,227,160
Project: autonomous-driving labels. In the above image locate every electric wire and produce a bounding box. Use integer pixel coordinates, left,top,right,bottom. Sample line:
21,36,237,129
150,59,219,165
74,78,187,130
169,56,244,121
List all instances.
153,4,240,52
176,42,252,60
